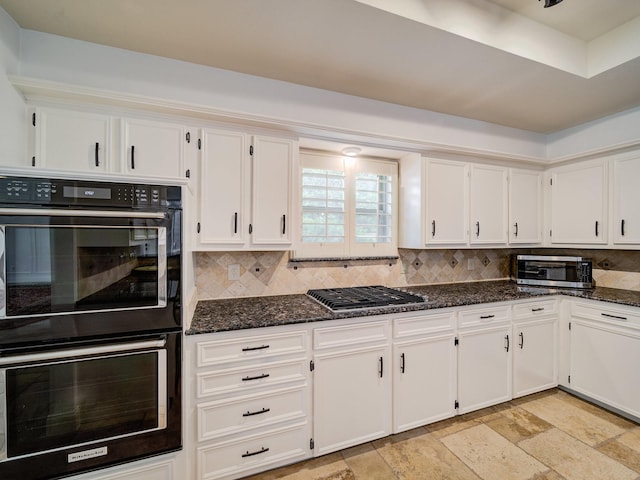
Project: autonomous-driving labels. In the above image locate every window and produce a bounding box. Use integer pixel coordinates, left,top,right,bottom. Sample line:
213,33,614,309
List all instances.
296,151,397,259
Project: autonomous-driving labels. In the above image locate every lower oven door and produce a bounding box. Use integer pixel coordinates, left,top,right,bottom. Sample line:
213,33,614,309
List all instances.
0,334,181,478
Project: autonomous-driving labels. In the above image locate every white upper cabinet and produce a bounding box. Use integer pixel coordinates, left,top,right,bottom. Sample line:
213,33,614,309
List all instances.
122,118,185,179
549,159,607,245
251,135,294,245
196,129,297,250
31,107,111,172
426,159,469,245
613,154,640,244
508,169,542,244
469,164,508,245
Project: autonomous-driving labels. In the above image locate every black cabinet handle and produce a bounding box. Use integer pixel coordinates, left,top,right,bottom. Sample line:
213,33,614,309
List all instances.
242,373,270,382
531,307,545,312
622,219,626,236
476,221,480,237
242,407,270,417
595,220,599,237
601,313,627,321
249,224,253,234
505,334,510,352
519,332,524,349
234,212,238,234
400,353,405,374
242,344,270,352
282,214,286,235
95,142,99,166
131,145,135,169
379,356,384,378
513,222,518,237
432,220,436,237
242,447,269,458
480,314,495,319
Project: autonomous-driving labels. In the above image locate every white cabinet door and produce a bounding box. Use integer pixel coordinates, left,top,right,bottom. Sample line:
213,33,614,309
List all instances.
123,118,185,179
313,345,391,456
469,164,508,245
570,321,640,419
550,160,607,244
251,136,295,245
613,155,640,244
393,334,456,432
426,159,468,244
457,325,512,414
513,319,557,398
198,129,248,246
509,169,542,244
34,107,110,172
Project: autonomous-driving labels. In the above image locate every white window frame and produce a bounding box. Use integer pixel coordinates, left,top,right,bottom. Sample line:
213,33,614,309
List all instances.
294,150,398,259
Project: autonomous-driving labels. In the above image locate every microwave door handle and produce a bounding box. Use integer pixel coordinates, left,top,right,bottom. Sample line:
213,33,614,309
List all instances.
0,208,165,219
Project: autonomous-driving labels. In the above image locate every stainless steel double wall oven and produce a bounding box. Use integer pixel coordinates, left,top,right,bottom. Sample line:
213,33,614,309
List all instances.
0,176,182,480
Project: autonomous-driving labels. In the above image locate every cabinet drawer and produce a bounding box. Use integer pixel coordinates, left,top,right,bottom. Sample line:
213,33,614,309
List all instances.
314,320,390,350
198,385,307,441
197,358,307,399
197,331,307,367
513,299,558,320
393,311,455,339
458,305,510,329
197,422,309,480
571,302,640,328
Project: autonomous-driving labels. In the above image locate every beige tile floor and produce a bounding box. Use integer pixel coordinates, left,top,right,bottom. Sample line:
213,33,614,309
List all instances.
244,389,640,480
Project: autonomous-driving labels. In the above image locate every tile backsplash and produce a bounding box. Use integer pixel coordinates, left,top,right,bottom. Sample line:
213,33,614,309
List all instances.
195,248,640,300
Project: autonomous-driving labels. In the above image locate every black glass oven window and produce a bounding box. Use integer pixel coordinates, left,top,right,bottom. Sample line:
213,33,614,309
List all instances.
5,226,159,316
6,352,159,457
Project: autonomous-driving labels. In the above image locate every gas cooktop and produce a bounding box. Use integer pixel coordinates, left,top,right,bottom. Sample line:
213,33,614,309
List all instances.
307,286,426,311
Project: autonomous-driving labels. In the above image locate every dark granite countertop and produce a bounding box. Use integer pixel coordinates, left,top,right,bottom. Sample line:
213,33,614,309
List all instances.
186,280,640,335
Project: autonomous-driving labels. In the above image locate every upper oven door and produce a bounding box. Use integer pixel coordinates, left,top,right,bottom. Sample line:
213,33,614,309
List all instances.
0,209,171,319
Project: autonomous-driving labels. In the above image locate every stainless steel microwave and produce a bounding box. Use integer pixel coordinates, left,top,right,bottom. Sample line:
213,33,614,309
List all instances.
514,255,594,289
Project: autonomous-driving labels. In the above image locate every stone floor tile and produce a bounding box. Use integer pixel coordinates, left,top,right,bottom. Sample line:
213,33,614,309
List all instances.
486,406,553,443
376,432,481,480
243,452,352,480
555,391,639,430
341,443,397,480
520,428,638,480
426,415,482,439
440,423,548,480
619,427,640,452
518,393,626,446
598,439,640,473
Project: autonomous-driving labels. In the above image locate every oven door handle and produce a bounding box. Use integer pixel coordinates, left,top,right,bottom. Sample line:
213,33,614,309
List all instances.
0,338,166,366
0,208,166,219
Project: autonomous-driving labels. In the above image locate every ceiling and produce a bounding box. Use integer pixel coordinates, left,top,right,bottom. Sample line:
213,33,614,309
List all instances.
1,0,640,134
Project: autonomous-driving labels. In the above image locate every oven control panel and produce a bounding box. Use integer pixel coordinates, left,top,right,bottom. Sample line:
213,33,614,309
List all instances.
0,176,175,209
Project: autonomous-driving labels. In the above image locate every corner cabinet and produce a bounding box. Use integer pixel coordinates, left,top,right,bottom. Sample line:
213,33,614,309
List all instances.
196,129,297,250
549,159,607,245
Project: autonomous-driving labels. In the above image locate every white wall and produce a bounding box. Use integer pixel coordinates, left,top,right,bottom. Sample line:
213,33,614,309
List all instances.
0,8,26,163
16,29,548,163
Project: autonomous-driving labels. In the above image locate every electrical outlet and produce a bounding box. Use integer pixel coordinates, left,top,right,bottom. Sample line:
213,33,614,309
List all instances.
228,264,241,281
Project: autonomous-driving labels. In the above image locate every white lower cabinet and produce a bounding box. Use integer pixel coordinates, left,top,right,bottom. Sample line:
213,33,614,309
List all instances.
187,327,312,480
457,305,512,414
392,311,457,432
512,299,558,398
67,457,175,480
312,320,391,457
569,301,640,419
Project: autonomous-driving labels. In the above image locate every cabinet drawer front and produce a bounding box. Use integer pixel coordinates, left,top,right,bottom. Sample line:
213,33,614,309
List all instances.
197,422,309,480
394,312,455,339
572,302,640,328
458,305,511,328
197,359,307,399
197,331,307,367
513,299,558,320
314,321,390,350
198,386,307,441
